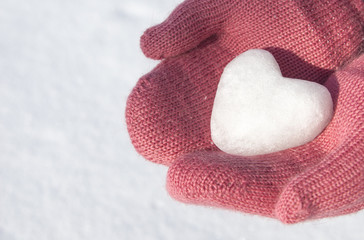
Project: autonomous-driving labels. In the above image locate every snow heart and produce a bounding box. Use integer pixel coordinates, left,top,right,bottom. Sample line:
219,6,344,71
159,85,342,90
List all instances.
211,49,333,156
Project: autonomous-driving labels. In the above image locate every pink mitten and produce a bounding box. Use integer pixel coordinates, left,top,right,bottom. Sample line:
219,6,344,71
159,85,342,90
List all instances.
126,0,364,223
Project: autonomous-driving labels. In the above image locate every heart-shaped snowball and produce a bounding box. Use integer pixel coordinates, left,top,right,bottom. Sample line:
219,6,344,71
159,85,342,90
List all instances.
211,49,333,156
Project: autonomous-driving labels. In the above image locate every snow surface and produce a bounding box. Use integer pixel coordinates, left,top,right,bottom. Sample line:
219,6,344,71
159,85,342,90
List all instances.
0,0,363,239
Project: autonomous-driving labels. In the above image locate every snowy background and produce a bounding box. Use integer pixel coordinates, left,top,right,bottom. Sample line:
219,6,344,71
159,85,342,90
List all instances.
0,0,363,239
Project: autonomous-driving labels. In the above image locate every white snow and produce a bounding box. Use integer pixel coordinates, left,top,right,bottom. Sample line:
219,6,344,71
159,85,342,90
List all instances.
211,49,333,156
0,0,363,239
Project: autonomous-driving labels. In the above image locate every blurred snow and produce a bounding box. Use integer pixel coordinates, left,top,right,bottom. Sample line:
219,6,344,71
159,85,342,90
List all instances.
0,0,363,239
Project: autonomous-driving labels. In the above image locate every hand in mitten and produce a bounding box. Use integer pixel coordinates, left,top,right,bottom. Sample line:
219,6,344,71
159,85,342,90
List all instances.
126,0,364,223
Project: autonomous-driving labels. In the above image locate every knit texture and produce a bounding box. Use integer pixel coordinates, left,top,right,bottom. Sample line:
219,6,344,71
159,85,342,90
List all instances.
126,0,364,223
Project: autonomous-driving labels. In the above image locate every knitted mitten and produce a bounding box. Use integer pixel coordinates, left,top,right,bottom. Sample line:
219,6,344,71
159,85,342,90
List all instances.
126,0,364,223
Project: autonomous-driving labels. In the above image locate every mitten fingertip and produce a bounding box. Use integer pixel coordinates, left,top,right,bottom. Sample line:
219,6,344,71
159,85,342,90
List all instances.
275,186,311,224
140,26,166,60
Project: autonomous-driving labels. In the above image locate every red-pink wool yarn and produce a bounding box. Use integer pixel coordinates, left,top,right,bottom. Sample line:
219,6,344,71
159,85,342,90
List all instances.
126,0,364,223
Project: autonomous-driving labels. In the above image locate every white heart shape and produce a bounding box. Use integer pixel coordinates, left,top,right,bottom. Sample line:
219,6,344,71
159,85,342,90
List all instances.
211,49,333,156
